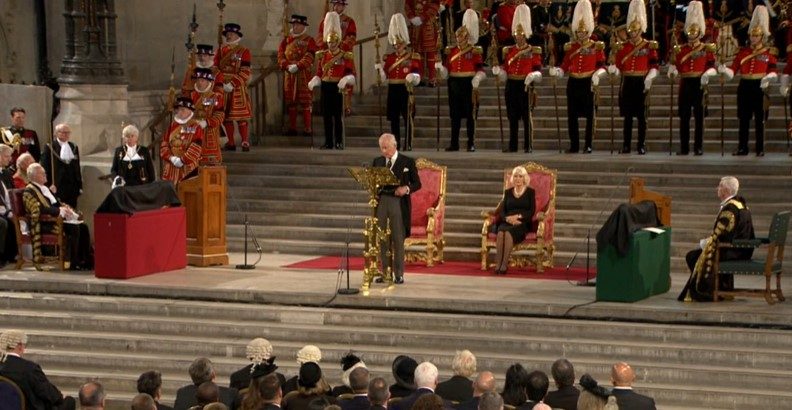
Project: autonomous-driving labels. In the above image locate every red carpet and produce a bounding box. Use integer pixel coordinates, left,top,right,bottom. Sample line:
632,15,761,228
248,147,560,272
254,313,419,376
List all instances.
283,256,596,281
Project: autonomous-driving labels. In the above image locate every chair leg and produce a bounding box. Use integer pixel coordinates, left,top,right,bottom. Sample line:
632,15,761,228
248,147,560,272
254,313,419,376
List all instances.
713,271,720,302
777,272,786,301
764,274,775,305
426,242,435,267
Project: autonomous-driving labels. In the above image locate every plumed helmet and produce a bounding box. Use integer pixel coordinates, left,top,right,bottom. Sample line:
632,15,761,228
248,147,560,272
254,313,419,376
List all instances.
323,11,342,44
684,1,706,39
572,0,595,37
456,9,480,45
296,345,322,364
512,4,533,39
626,0,647,34
246,338,273,365
749,5,770,37
388,13,410,46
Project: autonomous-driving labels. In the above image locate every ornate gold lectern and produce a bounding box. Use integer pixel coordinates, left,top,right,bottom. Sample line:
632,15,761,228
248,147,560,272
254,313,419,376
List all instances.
178,166,229,266
348,166,398,295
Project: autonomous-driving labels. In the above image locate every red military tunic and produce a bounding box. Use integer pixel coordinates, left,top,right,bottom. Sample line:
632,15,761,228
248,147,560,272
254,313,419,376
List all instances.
181,65,225,96
215,44,253,120
317,14,357,52
444,45,484,76
316,49,356,82
160,119,204,185
494,3,518,44
560,40,606,77
502,45,543,78
278,32,318,106
3,126,41,164
614,39,659,76
405,0,441,53
730,46,778,79
189,88,225,165
383,51,422,82
672,42,717,77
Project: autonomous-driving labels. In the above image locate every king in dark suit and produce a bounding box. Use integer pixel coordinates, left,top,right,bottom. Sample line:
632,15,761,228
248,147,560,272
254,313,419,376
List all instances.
41,124,83,208
372,133,421,284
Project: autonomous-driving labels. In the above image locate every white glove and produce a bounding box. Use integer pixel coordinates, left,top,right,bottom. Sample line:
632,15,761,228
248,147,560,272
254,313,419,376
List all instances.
592,67,607,88
700,67,717,86
548,67,564,77
718,64,734,81
288,64,298,74
492,66,502,76
643,68,658,91
169,156,184,168
111,176,125,190
375,63,386,83
338,74,356,89
525,71,542,85
780,74,790,96
435,62,448,79
471,71,486,89
699,238,708,250
440,4,446,12
223,83,233,92
410,17,422,26
667,65,678,79
406,73,421,86
308,76,321,90
760,72,777,90
198,120,208,129
607,64,619,76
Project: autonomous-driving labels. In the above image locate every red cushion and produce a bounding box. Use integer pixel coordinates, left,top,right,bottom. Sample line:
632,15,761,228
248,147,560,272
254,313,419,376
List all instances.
410,168,442,227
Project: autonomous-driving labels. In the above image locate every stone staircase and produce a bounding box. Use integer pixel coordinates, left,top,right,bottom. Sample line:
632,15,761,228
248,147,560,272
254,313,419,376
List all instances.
223,149,792,273
3,291,791,409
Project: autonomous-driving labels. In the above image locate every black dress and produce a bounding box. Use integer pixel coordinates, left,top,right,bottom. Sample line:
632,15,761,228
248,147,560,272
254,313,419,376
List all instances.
496,187,536,243
111,145,156,186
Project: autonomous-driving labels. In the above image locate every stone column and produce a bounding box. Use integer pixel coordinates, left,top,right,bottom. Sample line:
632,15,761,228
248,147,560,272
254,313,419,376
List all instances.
55,0,128,155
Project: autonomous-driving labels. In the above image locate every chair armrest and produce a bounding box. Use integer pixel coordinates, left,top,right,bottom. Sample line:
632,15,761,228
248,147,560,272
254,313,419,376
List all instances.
730,238,765,247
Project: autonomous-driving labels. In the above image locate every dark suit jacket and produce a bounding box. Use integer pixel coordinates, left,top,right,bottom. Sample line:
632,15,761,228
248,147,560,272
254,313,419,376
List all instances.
41,140,82,208
372,153,421,237
261,404,283,410
435,376,473,403
331,385,354,397
0,354,65,410
228,364,287,392
157,402,175,410
611,388,656,410
338,395,371,410
370,405,388,410
515,400,538,410
543,385,579,410
388,384,414,399
283,393,336,410
388,387,432,410
454,396,480,410
173,383,240,410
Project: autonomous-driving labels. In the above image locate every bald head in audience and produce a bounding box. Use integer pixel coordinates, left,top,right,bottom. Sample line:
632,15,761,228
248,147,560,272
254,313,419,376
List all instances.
473,371,496,397
611,362,635,387
368,377,390,407
478,391,503,410
131,393,157,410
196,381,220,406
79,381,106,410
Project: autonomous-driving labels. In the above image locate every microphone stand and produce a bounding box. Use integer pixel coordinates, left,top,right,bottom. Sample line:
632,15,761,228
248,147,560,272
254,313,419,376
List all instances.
338,169,365,295
235,214,255,270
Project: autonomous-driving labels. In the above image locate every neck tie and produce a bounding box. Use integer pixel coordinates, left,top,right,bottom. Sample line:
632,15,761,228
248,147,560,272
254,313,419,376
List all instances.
386,158,392,169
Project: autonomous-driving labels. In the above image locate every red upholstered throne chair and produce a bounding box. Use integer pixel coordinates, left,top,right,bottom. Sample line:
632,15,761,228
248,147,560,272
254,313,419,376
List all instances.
480,162,557,272
10,188,66,271
404,158,446,267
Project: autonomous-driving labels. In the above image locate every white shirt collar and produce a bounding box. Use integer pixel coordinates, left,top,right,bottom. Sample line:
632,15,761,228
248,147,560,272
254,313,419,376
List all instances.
612,386,633,390
33,181,58,205
387,151,399,165
720,194,736,208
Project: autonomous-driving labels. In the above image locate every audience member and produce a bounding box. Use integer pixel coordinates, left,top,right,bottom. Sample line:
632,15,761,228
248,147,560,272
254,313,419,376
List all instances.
610,362,656,410
532,403,552,410
411,394,445,410
241,357,280,410
456,371,495,410
283,361,334,410
477,391,503,410
603,396,619,410
388,355,418,398
193,381,221,409
305,397,333,410
332,352,367,396
501,363,529,406
435,350,475,402
137,370,174,410
231,338,287,391
12,152,34,188
338,367,370,410
259,373,284,410
79,381,106,410
174,357,240,410
283,345,323,395
517,371,549,410
205,404,230,410
368,377,390,410
577,374,611,410
0,329,76,410
132,393,158,410
544,359,579,410
6,106,42,164
0,144,18,265
390,361,440,410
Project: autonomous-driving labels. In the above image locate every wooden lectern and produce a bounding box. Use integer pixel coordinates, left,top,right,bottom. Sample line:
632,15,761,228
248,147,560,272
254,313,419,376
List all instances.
629,177,671,226
178,166,229,266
